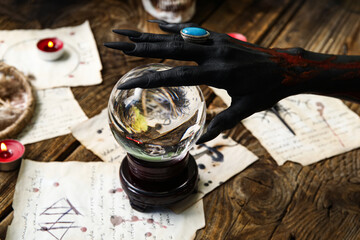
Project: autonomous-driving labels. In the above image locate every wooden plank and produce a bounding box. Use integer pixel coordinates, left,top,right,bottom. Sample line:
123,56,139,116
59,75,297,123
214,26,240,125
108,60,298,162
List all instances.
200,0,360,239
0,212,12,240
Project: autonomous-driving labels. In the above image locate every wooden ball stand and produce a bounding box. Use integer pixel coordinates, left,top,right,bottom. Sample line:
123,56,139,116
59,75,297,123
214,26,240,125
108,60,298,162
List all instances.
120,152,198,212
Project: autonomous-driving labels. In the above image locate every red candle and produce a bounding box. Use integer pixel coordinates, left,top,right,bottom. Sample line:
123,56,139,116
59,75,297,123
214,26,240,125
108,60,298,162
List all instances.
227,33,247,42
0,140,25,171
36,37,64,61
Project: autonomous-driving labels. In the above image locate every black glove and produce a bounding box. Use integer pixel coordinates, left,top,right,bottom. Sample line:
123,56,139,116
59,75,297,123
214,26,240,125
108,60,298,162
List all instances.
104,20,307,143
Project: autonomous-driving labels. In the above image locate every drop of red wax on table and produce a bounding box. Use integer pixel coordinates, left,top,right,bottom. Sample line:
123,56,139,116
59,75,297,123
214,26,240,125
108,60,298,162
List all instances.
81,227,87,232
227,33,247,42
145,232,152,237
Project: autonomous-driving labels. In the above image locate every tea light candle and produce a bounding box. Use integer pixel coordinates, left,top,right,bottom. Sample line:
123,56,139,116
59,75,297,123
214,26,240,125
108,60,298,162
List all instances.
36,37,64,61
0,140,25,171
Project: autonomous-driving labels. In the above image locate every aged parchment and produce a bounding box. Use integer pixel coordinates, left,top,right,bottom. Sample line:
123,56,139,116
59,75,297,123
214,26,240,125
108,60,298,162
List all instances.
211,89,360,166
0,21,102,89
6,160,205,240
17,87,88,145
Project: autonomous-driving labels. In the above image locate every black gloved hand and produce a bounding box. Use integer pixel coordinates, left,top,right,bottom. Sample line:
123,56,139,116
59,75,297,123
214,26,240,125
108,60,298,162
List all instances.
104,20,306,143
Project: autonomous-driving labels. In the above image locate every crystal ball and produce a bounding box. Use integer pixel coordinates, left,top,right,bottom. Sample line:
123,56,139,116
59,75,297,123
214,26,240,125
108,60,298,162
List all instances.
108,63,206,162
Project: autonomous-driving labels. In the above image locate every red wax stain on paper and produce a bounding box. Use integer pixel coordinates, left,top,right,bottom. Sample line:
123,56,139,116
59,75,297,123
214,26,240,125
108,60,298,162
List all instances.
0,40,4,44
145,232,152,237
80,61,86,64
110,216,125,226
70,32,75,36
53,182,59,187
109,188,123,194
316,102,345,147
80,227,87,232
111,216,167,229
68,74,74,78
33,188,39,192
227,33,247,42
147,218,167,229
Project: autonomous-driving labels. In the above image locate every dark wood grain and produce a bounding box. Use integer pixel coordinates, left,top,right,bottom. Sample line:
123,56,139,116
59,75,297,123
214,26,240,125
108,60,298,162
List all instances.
0,0,360,239
193,1,360,240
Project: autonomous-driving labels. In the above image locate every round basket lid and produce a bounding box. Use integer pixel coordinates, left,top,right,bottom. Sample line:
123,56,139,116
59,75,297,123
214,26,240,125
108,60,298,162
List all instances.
0,62,36,139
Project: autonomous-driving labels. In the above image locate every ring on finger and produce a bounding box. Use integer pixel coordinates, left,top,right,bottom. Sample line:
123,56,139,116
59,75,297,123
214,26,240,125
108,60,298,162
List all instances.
180,27,210,43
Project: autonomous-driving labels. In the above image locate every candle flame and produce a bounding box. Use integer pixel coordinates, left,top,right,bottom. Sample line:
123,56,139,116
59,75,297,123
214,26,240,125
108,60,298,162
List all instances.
1,143,7,152
48,41,54,48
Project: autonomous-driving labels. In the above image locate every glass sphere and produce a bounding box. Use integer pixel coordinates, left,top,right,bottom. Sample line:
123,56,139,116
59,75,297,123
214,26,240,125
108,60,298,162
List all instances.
108,63,206,162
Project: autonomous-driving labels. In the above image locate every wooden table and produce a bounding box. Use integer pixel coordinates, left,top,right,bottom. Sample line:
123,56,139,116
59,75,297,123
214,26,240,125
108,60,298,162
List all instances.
1,0,360,239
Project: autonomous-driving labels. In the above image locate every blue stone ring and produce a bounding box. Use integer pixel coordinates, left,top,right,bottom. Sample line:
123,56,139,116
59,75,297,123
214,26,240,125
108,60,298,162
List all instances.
180,27,210,43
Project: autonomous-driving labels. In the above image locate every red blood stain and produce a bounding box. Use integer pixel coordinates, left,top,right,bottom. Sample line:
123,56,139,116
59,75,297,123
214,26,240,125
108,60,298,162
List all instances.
80,227,87,232
145,232,152,237
33,188,39,192
53,182,59,187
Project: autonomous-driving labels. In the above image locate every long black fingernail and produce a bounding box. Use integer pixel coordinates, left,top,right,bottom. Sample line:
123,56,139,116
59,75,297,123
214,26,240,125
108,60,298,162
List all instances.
148,19,168,25
103,42,135,51
112,29,142,38
196,134,208,144
196,130,215,144
117,80,138,90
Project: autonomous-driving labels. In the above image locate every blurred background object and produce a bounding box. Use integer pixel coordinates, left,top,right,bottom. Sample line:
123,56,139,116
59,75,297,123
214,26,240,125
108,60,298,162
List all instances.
142,0,196,23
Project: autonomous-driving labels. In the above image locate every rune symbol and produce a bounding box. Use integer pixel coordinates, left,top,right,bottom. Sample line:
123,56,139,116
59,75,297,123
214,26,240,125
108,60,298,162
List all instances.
38,198,82,240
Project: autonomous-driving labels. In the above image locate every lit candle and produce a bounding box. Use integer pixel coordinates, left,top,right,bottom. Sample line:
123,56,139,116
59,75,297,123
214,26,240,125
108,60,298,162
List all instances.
0,140,25,171
0,142,13,159
36,37,64,61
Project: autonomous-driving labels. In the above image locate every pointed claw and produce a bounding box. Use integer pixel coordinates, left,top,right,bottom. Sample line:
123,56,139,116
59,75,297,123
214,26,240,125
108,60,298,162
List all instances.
148,19,168,25
112,29,142,38
103,42,136,51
